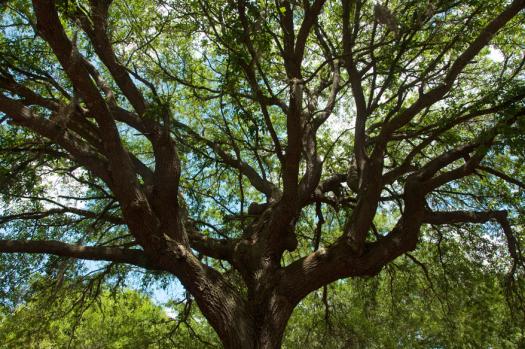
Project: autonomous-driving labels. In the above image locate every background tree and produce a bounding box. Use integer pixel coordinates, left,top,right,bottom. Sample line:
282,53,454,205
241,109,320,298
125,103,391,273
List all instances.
0,0,524,348
0,283,185,349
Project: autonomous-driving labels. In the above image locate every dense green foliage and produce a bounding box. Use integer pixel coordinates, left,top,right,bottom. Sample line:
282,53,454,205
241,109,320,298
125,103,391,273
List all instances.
285,239,525,348
1,0,525,347
1,287,170,348
0,282,220,349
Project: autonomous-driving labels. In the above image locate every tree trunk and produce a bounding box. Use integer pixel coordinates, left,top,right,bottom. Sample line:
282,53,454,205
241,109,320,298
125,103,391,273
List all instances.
223,314,292,349
213,293,294,349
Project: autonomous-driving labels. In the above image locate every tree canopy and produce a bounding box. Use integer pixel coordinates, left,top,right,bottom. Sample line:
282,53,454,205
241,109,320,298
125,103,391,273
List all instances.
1,284,179,349
0,0,524,348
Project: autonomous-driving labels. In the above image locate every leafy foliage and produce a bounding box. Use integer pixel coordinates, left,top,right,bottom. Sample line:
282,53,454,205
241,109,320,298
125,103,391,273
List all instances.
0,0,524,347
0,281,221,349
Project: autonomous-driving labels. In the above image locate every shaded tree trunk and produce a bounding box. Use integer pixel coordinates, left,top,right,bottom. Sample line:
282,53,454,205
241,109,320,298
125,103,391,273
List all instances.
213,294,294,349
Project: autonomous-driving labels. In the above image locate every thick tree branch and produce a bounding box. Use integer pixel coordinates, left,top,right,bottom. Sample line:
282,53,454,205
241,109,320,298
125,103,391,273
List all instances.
76,1,147,115
0,207,123,225
0,239,151,268
423,209,506,225
342,0,367,173
294,0,326,63
188,232,237,262
283,176,427,303
423,209,524,273
0,94,112,182
0,73,60,110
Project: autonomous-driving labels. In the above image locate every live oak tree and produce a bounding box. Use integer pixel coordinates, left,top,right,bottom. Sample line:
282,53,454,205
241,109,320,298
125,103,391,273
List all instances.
1,0,525,348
